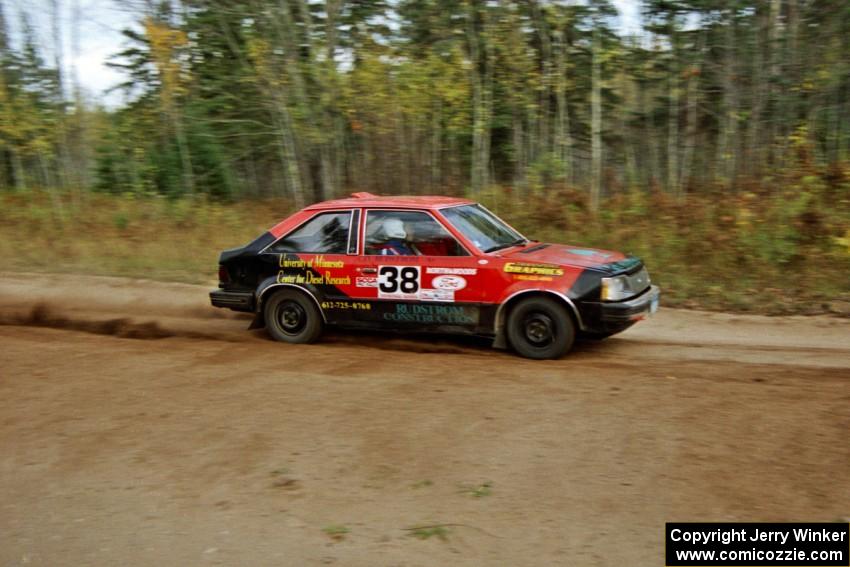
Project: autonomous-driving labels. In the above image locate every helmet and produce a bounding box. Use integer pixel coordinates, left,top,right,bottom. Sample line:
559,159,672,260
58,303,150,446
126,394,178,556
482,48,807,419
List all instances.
383,218,406,240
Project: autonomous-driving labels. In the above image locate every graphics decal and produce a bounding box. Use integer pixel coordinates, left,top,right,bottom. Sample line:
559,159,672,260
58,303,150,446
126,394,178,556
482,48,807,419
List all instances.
378,266,461,302
420,289,454,302
276,271,351,285
277,254,351,286
431,275,467,291
279,254,344,269
321,301,371,310
382,303,478,325
568,248,613,259
355,276,378,288
377,266,420,298
503,262,564,277
425,267,477,275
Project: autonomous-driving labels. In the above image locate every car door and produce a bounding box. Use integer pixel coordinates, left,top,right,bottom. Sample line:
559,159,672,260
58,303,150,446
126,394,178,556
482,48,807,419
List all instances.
346,208,489,331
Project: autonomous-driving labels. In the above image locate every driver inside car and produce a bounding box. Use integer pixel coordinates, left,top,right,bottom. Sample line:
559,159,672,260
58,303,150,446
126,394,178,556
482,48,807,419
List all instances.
375,218,418,256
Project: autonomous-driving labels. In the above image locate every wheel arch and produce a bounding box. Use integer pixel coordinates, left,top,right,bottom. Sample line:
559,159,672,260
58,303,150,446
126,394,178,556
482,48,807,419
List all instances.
492,290,583,349
256,282,327,324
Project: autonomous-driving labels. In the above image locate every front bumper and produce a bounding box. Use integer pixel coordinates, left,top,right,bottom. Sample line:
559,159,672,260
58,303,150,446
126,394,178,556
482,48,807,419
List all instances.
209,289,255,312
579,285,660,334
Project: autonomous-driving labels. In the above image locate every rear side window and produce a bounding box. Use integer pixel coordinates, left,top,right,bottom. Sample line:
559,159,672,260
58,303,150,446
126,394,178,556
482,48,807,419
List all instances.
269,212,351,254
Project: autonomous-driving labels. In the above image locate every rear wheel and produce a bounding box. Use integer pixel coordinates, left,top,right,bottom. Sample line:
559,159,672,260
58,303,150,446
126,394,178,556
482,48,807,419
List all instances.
264,289,324,344
506,297,575,360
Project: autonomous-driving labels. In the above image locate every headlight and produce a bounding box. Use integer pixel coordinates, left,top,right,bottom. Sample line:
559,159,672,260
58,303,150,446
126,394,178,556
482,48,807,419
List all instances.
601,267,651,301
601,275,630,301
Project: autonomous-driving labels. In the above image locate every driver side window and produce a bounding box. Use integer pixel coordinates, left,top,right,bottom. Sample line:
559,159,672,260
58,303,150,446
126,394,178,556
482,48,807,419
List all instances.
364,210,468,256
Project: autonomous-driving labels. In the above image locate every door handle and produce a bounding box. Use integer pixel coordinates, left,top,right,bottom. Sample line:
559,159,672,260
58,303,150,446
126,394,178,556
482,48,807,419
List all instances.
359,267,377,274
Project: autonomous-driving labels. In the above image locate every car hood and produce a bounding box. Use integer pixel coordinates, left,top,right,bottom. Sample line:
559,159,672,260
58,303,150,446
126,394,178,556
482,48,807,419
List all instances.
501,243,639,273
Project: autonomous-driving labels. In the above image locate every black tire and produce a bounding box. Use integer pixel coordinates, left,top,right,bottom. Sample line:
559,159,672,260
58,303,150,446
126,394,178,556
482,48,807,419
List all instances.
264,289,324,344
506,297,575,360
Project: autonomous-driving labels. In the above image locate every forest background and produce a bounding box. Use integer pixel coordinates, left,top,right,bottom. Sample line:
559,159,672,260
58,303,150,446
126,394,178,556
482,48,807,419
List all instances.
1,0,848,313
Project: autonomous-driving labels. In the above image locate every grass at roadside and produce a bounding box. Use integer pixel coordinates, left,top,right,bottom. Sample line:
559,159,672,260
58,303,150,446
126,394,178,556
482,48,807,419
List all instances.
1,181,848,314
0,190,284,285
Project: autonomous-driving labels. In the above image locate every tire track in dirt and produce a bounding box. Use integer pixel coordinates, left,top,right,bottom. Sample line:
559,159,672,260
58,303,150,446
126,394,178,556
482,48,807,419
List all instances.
1,273,849,567
0,302,215,341
1,272,848,365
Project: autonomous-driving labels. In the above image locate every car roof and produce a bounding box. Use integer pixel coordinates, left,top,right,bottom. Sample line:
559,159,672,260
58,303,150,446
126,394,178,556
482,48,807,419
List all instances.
304,192,474,211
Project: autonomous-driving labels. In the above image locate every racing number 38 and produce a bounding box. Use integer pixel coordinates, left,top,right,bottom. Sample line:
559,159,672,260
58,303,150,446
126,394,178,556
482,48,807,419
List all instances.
378,266,420,294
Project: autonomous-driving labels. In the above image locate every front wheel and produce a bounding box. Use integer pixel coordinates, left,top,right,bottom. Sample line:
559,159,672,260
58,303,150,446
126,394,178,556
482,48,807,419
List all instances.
264,289,324,344
506,297,575,360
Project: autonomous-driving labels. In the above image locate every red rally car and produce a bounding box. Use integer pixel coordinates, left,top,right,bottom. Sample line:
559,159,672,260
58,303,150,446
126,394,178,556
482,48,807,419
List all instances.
210,193,660,359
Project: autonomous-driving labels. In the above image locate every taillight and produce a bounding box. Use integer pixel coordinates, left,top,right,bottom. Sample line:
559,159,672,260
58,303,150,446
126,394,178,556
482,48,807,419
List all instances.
218,265,230,284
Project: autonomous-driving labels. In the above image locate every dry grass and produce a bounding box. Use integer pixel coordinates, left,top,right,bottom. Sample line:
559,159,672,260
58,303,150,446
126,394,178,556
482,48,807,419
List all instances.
0,191,289,284
1,183,848,314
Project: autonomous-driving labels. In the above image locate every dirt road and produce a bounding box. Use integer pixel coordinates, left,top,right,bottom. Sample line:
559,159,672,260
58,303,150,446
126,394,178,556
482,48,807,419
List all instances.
1,273,848,566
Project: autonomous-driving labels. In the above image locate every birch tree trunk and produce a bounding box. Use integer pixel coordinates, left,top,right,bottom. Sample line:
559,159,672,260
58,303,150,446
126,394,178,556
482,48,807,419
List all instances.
667,43,680,197
590,27,602,212
467,2,491,195
49,0,71,191
746,4,768,176
173,111,195,196
11,149,26,192
679,31,705,197
717,12,739,184
270,87,305,207
554,29,573,185
431,98,441,190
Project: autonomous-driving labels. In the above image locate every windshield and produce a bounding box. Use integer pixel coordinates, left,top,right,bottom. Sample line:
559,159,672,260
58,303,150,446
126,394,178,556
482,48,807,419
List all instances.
441,204,527,253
